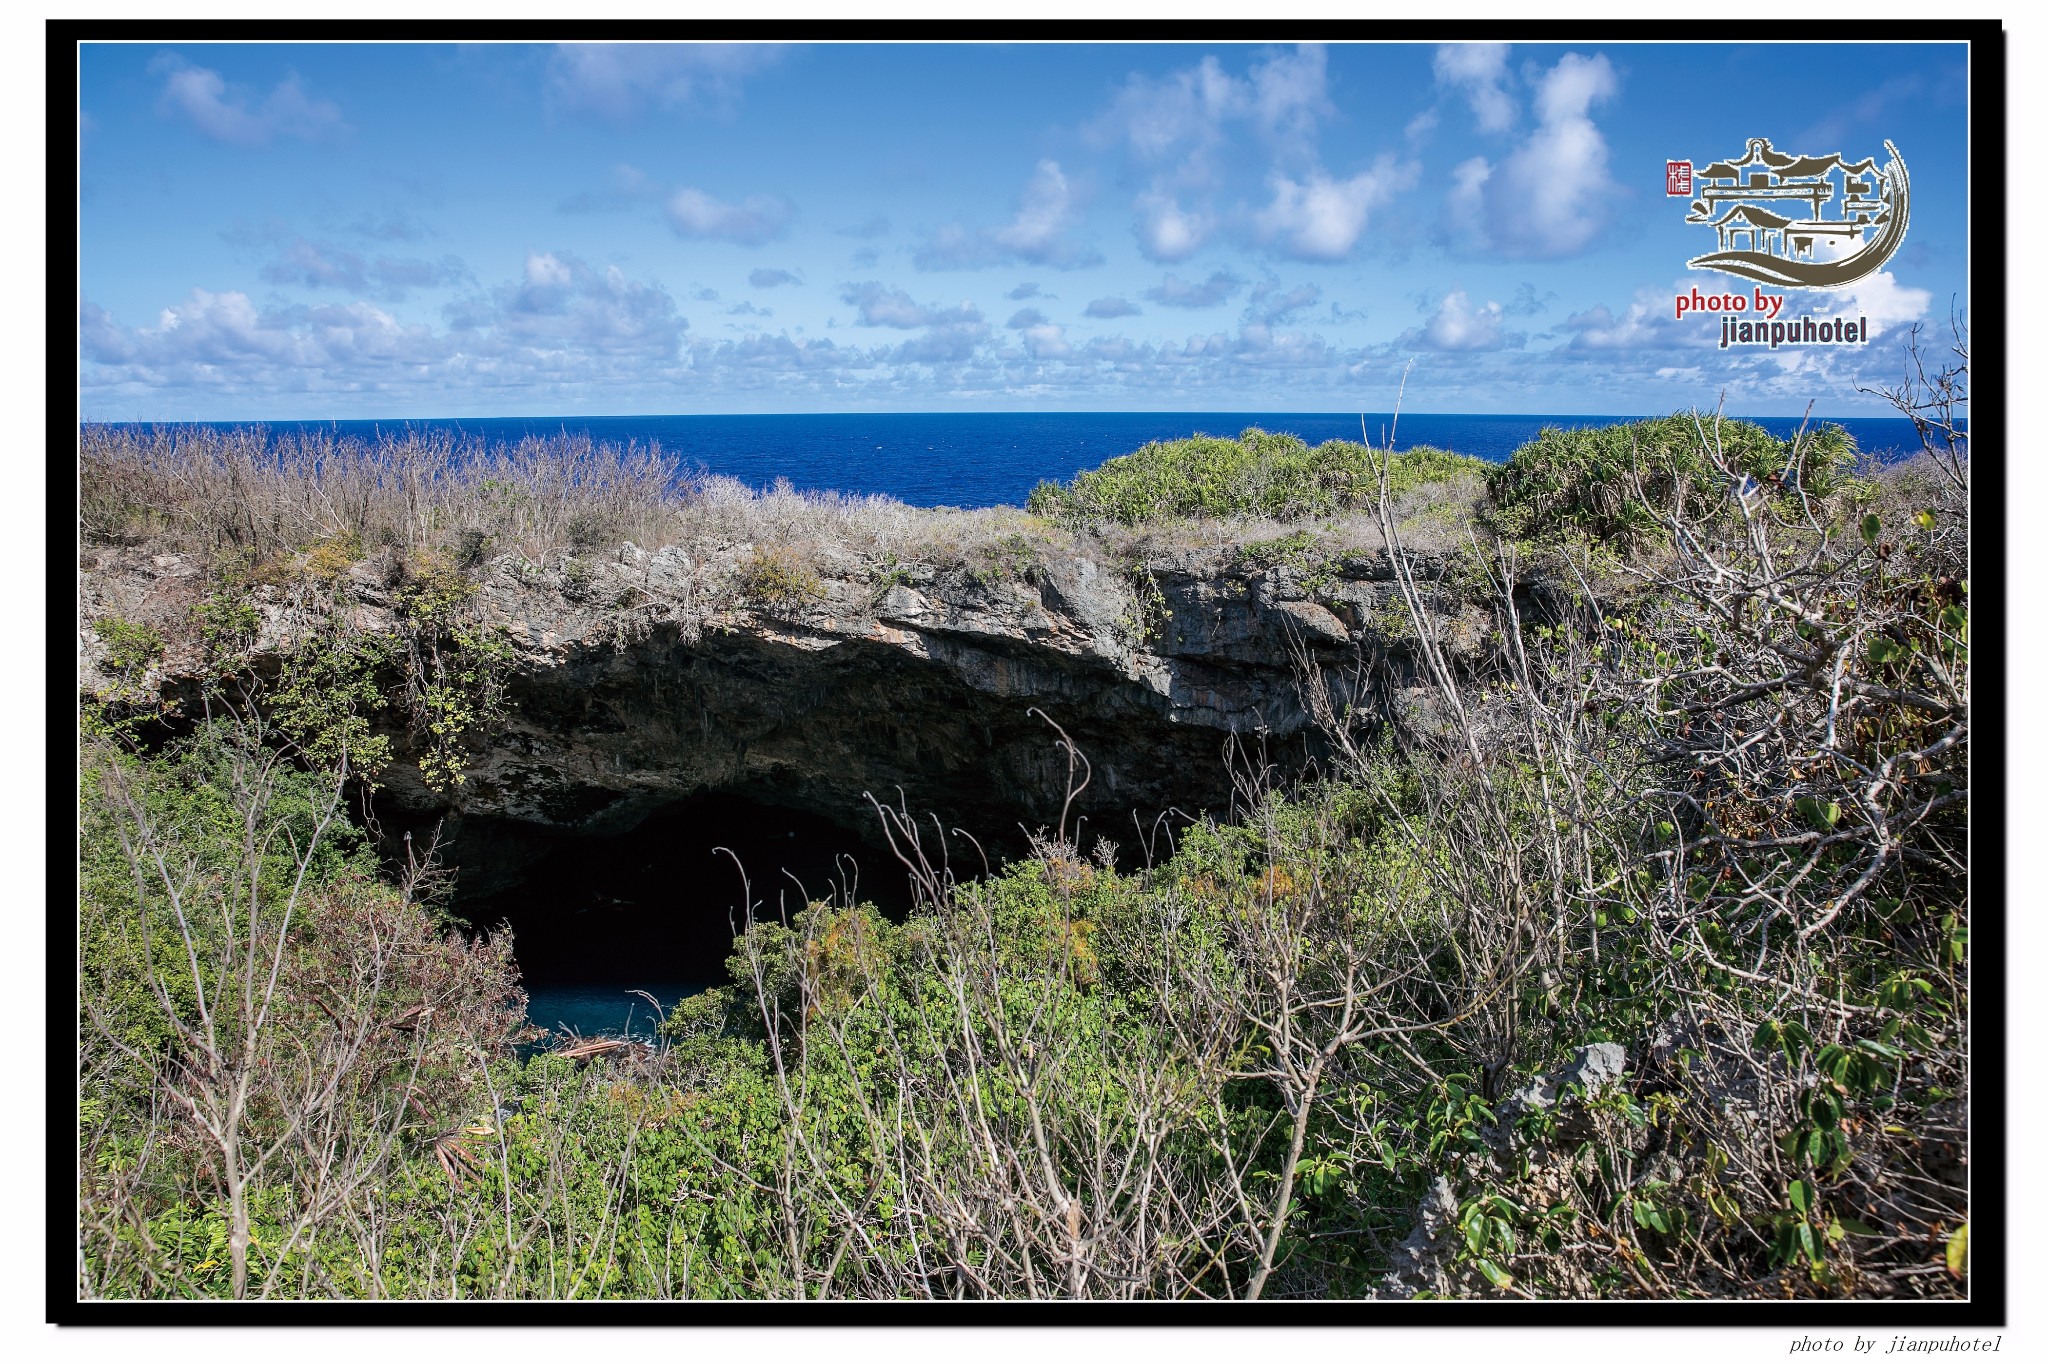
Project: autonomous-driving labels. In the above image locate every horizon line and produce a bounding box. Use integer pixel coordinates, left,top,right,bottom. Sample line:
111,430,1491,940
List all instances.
76,408,1936,425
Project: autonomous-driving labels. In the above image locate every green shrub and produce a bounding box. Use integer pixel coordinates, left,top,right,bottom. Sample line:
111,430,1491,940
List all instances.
78,720,530,1299
79,725,383,1091
1027,428,1489,526
559,555,598,601
191,591,260,658
268,627,396,777
565,509,610,553
866,551,914,599
1235,528,1321,570
1484,414,1857,549
453,527,493,569
733,546,824,614
964,530,1044,586
391,549,512,795
302,531,364,583
92,616,164,674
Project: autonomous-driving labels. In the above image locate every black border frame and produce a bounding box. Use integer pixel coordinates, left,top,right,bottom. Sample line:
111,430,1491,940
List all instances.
49,16,2007,1328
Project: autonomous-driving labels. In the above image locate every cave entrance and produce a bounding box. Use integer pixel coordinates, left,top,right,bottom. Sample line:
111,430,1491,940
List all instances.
452,792,914,1040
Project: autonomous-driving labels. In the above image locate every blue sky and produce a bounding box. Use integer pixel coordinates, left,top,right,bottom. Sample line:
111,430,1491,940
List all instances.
75,40,1971,419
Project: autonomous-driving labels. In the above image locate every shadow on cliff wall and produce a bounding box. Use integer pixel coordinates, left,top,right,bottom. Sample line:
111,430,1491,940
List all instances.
449,790,918,1002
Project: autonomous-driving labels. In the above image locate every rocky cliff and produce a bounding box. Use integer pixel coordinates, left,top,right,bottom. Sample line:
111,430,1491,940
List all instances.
80,533,1490,893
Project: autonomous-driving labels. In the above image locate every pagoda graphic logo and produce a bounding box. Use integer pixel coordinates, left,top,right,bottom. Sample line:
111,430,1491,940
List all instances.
1671,137,1910,289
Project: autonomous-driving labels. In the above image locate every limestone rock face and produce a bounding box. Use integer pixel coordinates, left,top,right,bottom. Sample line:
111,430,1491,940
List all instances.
80,539,1481,890
1503,1042,1631,1115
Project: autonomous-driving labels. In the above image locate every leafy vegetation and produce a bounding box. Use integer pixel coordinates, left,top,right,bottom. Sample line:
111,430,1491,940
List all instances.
1482,413,1859,548
732,545,825,615
1027,427,1489,527
75,356,1971,1299
390,547,515,793
93,616,165,674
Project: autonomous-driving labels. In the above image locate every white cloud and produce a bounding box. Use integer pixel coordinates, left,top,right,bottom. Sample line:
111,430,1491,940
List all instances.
1178,323,1337,371
1445,53,1620,259
1090,53,1245,168
346,208,432,243
1559,282,1699,352
83,256,692,401
475,254,689,357
692,332,864,375
1506,282,1556,316
1246,280,1321,325
1145,271,1244,309
1535,52,1618,127
1398,290,1519,352
151,56,344,147
890,323,990,365
1084,296,1142,319
975,314,1351,387
839,281,982,330
1247,43,1335,149
1254,157,1417,261
1433,43,1515,133
915,160,1100,270
665,188,794,246
84,288,441,378
546,44,785,120
749,268,801,289
991,160,1096,267
1444,156,1492,253
82,250,1398,410
524,252,573,289
1556,301,1638,348
1134,192,1211,263
1820,271,1932,338
1019,323,1072,360
840,282,930,328
1094,46,1350,266
1094,44,1332,163
253,234,464,300
77,302,134,365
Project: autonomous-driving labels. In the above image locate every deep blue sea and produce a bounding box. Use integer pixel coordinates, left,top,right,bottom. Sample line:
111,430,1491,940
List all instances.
147,411,1940,510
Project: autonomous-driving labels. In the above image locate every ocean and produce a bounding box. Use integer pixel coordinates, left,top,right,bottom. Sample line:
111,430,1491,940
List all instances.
132,411,1941,510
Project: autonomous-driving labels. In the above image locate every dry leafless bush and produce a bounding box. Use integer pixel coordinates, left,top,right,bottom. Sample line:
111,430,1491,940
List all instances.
79,426,1093,614
80,425,684,562
77,713,531,1300
1290,365,1971,1297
